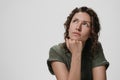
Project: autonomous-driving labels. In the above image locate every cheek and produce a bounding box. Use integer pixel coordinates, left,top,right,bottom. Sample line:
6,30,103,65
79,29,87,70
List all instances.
68,26,73,35
81,31,91,40
68,29,72,37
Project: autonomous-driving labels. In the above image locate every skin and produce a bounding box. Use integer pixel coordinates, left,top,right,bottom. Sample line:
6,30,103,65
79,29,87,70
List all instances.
51,12,107,80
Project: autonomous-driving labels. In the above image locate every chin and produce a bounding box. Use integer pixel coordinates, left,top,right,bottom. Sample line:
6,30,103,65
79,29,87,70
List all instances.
71,37,81,40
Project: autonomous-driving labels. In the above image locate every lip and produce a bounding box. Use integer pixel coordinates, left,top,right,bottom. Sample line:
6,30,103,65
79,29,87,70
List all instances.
73,32,81,36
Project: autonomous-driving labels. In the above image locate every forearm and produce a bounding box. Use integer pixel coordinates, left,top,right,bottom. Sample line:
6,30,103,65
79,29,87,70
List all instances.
65,39,82,80
68,54,81,80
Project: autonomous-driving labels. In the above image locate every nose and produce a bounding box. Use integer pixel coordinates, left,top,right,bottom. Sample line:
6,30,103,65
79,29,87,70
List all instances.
76,22,82,31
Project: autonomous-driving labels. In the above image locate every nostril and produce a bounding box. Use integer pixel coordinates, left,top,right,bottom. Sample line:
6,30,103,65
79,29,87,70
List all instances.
78,28,81,31
76,27,81,31
78,25,82,31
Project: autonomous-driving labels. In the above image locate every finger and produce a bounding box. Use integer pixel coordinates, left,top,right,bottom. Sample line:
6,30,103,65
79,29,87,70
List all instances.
75,40,79,43
69,38,75,43
78,41,83,48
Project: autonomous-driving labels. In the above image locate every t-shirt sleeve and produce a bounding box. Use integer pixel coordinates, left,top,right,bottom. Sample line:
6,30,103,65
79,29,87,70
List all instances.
92,43,109,69
47,45,65,75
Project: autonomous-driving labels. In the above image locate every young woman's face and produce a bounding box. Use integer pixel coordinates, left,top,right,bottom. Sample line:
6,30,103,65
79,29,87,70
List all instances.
68,12,91,43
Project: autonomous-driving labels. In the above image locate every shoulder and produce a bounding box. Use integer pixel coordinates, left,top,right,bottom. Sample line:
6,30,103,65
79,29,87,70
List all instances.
49,42,66,55
94,41,103,53
92,41,104,60
50,43,64,51
50,43,62,50
92,42,109,69
47,43,67,75
98,42,104,52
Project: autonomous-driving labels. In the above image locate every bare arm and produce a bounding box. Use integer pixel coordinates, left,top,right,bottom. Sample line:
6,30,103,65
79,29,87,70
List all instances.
51,39,82,80
92,66,107,80
51,56,81,80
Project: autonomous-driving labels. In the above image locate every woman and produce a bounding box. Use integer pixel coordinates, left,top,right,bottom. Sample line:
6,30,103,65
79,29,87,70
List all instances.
47,6,109,80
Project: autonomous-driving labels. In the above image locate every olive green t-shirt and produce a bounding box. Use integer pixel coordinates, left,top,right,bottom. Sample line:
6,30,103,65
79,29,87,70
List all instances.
47,42,109,80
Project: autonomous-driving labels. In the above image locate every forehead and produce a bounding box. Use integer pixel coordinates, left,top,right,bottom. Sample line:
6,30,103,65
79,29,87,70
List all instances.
72,12,91,22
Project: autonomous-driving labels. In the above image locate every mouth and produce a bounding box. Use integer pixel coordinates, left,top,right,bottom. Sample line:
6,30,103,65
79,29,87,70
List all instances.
72,32,81,36
71,32,82,40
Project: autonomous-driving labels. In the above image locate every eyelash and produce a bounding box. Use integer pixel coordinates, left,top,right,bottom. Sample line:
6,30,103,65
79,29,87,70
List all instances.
72,20,90,27
82,22,88,26
72,19,78,23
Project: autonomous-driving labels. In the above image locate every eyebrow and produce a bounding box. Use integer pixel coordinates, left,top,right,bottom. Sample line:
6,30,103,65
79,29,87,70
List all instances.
72,18,91,23
82,21,91,23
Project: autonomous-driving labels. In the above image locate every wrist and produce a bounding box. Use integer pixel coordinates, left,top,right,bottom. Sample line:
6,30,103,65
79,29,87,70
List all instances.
72,53,82,60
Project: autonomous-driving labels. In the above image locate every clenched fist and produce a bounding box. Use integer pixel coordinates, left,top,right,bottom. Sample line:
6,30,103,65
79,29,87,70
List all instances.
66,38,83,57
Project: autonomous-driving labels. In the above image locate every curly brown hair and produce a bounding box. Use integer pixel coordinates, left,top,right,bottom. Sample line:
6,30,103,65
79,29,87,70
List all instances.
64,6,101,54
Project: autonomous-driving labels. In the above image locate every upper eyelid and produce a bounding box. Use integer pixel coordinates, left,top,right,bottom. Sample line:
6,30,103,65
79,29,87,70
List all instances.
72,18,91,26
82,21,91,23
82,21,91,25
72,18,90,22
72,19,79,22
82,22,91,27
82,22,89,24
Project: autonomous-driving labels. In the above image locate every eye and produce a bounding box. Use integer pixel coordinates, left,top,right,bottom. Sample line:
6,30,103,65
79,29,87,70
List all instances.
72,19,78,23
82,22,88,26
82,22,90,27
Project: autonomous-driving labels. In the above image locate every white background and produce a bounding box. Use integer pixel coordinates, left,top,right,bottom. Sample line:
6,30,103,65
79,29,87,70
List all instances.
0,0,120,80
